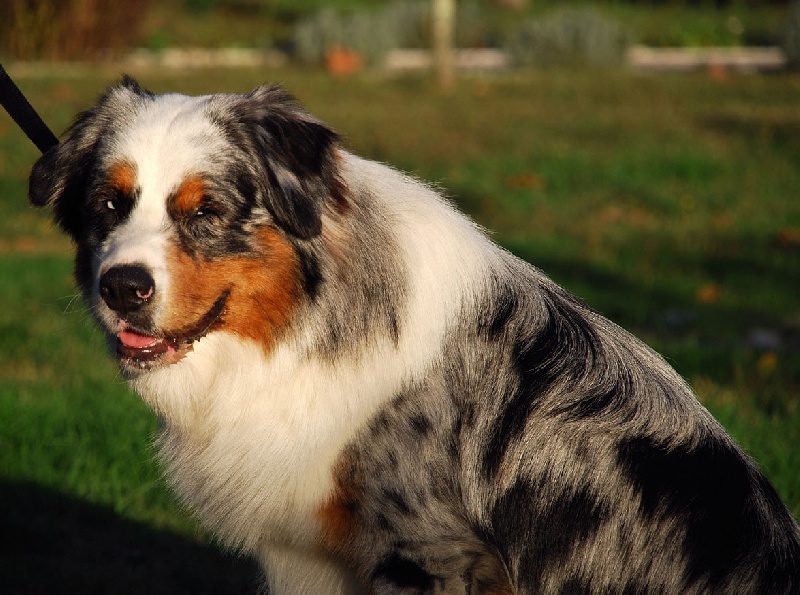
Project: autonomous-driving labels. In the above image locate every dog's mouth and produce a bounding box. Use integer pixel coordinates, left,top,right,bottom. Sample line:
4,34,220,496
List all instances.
116,291,229,371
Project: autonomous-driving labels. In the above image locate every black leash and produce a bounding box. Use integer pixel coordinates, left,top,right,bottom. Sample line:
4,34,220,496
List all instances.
0,62,59,154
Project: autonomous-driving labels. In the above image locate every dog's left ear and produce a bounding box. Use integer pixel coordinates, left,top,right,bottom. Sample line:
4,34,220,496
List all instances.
29,76,153,239
228,85,341,240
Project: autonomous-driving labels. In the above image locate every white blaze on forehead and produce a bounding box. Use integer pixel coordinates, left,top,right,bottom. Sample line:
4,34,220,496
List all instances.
115,93,227,214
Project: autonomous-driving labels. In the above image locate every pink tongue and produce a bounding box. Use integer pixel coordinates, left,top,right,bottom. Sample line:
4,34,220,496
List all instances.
119,329,161,349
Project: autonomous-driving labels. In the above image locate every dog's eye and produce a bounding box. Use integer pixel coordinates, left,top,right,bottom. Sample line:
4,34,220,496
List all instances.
193,205,219,220
102,188,131,218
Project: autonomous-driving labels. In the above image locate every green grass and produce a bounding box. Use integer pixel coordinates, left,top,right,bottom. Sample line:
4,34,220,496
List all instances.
1,65,799,589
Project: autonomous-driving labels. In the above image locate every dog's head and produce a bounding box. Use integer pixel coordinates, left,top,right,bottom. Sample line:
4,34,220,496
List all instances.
29,77,342,373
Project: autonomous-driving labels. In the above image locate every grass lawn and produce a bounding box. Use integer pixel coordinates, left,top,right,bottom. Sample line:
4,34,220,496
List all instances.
1,64,798,590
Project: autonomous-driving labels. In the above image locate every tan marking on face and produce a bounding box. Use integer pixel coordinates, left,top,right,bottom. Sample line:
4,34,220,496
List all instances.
107,160,137,195
170,176,206,217
162,227,301,350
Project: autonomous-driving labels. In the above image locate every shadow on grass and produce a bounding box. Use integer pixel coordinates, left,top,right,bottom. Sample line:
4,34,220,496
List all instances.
0,480,262,594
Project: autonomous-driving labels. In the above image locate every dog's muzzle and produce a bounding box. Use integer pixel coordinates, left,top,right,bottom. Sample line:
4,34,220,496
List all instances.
98,264,228,371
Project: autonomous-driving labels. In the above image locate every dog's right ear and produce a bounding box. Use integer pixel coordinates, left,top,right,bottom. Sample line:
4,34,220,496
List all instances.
28,76,152,239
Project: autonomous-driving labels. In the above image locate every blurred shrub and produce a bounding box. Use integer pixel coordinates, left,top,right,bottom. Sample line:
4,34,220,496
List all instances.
783,0,800,69
506,7,632,69
0,0,153,60
292,0,484,67
186,0,217,13
293,6,405,67
185,0,268,14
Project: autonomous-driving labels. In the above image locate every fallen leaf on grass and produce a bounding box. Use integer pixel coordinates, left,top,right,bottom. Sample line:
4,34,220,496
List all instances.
777,228,800,249
695,282,723,304
506,173,546,190
757,351,778,377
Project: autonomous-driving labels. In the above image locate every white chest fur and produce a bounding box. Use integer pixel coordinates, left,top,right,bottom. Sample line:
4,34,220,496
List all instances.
132,333,413,551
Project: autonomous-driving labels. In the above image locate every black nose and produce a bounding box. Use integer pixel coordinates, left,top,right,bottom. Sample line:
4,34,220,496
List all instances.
99,264,156,315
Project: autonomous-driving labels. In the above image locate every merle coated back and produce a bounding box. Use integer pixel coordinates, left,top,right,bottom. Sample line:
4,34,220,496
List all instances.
325,259,800,593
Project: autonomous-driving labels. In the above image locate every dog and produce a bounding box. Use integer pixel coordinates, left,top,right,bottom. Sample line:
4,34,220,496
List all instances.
29,77,799,593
